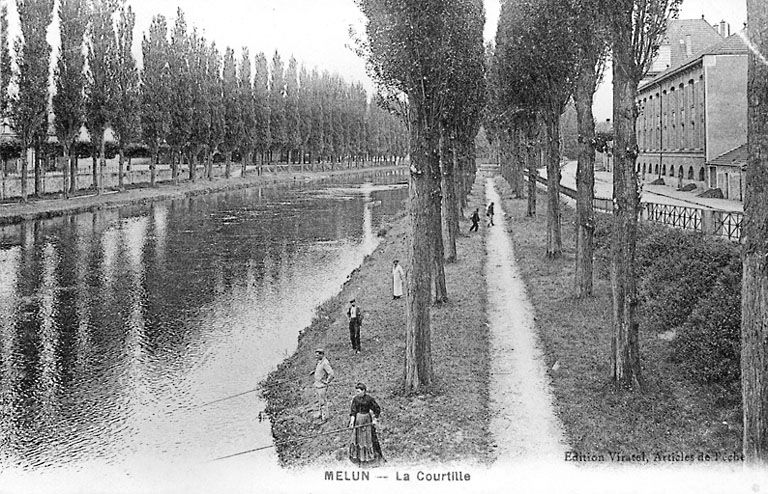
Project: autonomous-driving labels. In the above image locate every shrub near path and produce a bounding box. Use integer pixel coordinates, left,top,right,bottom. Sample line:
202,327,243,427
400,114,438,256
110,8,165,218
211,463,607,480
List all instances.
262,178,491,467
493,177,741,461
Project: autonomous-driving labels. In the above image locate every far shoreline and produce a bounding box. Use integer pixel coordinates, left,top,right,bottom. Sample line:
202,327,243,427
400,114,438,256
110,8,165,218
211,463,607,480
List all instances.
0,164,407,227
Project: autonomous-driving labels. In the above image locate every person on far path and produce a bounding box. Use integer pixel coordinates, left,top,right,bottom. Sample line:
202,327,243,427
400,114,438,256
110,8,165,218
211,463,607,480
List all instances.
348,382,384,465
310,348,334,422
486,202,495,227
392,260,405,300
469,208,480,232
347,299,363,353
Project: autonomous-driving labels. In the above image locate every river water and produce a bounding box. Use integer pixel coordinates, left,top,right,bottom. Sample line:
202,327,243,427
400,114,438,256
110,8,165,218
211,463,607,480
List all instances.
0,172,407,489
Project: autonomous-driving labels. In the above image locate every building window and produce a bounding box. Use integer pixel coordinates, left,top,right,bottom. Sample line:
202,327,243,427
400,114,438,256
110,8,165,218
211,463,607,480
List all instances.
699,167,705,182
681,123,685,148
662,164,666,176
643,163,647,174
688,166,694,180
655,164,659,175
678,166,683,179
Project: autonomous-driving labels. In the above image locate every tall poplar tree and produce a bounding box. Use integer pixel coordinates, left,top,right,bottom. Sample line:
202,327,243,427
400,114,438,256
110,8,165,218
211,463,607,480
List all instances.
113,3,139,190
221,46,240,178
0,3,10,115
238,48,255,176
206,42,224,180
269,51,286,163
12,0,54,201
308,69,324,164
357,0,463,391
140,14,170,187
167,8,192,184
607,0,680,388
572,0,608,297
298,65,313,167
85,0,117,194
285,56,301,164
53,0,87,198
741,0,768,464
253,51,270,169
187,30,211,182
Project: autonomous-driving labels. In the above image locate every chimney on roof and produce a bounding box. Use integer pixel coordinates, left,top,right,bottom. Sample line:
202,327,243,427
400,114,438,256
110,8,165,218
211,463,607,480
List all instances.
719,20,727,37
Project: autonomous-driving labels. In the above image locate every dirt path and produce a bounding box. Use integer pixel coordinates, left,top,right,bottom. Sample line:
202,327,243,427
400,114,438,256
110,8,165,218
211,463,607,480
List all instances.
484,177,568,464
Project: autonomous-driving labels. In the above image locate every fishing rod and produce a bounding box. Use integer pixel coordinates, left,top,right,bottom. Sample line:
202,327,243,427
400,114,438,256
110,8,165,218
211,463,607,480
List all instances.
210,422,377,462
195,369,520,410
196,379,359,409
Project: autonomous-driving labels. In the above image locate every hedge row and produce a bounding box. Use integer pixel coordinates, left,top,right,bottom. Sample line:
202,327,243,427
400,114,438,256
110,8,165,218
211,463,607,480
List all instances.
593,218,741,394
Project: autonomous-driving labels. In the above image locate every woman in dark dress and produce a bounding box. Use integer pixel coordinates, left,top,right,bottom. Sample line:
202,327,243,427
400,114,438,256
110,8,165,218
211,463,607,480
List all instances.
348,382,384,465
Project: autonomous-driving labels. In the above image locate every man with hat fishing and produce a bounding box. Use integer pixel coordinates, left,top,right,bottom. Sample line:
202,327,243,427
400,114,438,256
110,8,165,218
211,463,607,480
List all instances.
311,348,335,422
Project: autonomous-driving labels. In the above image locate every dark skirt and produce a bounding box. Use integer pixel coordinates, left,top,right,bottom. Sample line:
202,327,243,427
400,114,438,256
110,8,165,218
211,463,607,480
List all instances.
349,413,383,465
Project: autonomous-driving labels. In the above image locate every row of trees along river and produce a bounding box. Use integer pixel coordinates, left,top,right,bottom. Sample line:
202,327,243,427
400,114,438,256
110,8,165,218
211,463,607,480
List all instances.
356,0,486,391
1,0,408,201
485,0,768,464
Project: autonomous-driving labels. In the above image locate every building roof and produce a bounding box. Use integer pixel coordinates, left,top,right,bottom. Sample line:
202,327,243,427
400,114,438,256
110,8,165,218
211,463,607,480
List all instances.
663,18,724,68
639,30,749,92
707,143,748,169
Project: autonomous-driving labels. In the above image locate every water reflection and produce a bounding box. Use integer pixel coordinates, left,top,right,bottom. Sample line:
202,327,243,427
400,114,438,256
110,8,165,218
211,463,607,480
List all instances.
0,175,407,479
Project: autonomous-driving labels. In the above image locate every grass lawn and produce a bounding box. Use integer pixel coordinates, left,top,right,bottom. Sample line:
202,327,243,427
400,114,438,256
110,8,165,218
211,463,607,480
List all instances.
494,176,742,462
263,177,493,466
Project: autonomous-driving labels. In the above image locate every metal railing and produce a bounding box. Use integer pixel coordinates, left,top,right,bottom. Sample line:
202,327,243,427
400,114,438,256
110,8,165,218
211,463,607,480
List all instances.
714,211,743,242
644,203,702,233
529,173,743,242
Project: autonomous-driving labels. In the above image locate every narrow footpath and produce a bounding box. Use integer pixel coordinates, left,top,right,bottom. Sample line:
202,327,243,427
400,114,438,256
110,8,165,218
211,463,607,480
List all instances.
484,177,568,463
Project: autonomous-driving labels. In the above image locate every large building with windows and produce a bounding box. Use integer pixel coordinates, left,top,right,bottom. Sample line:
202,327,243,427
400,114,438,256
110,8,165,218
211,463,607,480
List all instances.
635,19,749,200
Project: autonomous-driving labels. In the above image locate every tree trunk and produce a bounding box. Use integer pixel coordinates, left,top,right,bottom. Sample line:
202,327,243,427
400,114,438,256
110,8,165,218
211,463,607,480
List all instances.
525,121,537,217
174,151,182,185
118,147,125,190
610,24,642,389
544,113,562,258
98,137,106,195
513,124,525,199
242,149,251,178
742,0,768,464
33,147,42,198
225,150,232,179
189,149,197,182
453,139,464,217
150,144,157,187
62,145,70,199
429,134,447,303
91,148,98,190
405,105,437,392
574,65,598,297
20,147,29,202
70,152,78,194
441,129,459,263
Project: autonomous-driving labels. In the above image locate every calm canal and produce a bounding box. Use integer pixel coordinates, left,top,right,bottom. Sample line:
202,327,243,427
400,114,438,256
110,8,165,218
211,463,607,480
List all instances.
0,172,407,486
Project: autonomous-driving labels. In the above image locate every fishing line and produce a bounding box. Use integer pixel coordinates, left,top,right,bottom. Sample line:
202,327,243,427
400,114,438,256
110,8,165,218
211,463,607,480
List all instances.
210,422,377,462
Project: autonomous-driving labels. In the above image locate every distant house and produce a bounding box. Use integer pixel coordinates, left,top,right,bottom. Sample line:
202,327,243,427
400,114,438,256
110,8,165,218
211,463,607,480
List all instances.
635,18,748,197
706,143,747,201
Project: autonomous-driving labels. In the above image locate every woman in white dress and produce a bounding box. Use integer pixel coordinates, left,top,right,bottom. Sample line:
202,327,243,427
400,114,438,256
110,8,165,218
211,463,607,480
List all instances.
392,259,405,299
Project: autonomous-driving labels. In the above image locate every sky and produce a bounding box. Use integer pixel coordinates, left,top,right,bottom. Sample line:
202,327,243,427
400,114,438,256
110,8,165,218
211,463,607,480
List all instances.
0,0,750,118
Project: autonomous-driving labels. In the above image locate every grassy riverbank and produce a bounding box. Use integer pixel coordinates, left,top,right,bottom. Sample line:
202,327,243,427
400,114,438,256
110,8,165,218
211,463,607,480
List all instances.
0,166,405,226
493,176,742,459
262,177,492,467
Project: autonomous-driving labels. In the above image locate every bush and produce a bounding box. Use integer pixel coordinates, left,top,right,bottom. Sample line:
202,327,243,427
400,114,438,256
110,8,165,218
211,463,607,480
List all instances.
672,264,741,391
637,228,738,333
